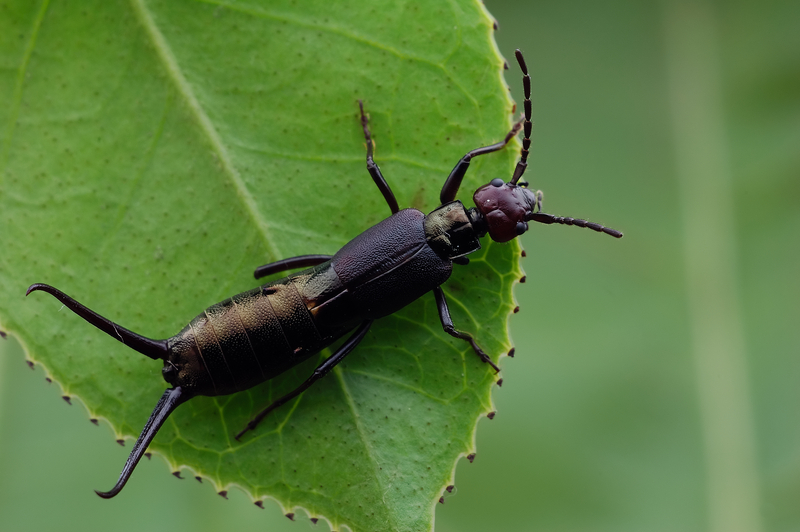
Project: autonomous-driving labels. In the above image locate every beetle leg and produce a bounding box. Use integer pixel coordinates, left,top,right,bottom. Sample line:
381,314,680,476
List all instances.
433,286,500,373
253,254,333,279
358,101,400,215
235,319,373,441
439,118,523,205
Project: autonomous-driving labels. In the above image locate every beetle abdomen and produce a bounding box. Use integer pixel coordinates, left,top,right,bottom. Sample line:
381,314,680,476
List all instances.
166,278,345,396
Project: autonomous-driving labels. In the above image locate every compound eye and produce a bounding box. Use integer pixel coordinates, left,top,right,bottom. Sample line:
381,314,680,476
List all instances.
490,178,504,187
515,221,528,235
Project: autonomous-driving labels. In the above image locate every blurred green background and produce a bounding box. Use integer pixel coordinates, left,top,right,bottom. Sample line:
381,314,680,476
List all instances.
1,0,798,531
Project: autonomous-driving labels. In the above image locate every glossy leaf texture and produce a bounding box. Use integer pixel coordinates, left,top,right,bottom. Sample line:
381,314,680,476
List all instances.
0,1,520,531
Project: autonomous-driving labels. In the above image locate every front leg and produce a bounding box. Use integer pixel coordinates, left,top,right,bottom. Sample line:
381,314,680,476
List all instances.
433,286,500,373
439,119,523,205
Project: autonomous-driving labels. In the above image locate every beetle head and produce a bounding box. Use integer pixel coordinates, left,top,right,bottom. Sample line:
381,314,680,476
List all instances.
472,178,540,242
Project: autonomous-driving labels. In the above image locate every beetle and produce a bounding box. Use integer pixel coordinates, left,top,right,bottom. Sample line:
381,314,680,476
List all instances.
27,50,621,499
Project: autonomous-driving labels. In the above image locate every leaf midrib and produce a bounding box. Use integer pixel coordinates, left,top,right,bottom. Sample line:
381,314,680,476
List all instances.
129,0,282,260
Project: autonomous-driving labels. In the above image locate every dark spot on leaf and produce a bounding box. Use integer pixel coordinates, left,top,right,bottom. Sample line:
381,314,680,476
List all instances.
497,378,504,387
439,496,445,504
310,517,318,525
218,491,228,499
172,471,183,479
62,396,71,405
145,453,151,460
255,501,264,509
90,418,98,425
0,330,6,339
45,377,52,383
521,249,527,257
520,276,526,283
195,476,202,482
487,411,496,420
285,513,295,521
446,485,454,493
467,453,476,463
513,306,520,313
26,360,33,369
508,348,515,358
116,439,124,446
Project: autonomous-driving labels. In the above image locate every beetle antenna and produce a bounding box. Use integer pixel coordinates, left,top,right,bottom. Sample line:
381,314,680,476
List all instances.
528,212,623,238
510,49,532,185
96,387,188,498
26,283,169,360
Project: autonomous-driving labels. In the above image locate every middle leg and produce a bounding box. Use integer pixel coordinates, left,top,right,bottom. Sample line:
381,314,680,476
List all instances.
253,254,333,280
359,101,400,215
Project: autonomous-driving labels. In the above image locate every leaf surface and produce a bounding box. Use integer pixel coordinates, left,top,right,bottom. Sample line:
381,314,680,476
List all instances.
0,1,519,531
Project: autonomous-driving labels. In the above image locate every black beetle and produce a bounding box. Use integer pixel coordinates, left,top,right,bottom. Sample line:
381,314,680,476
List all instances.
27,50,621,498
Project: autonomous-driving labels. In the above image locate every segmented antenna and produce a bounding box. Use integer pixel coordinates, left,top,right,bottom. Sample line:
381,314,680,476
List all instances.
528,212,623,238
510,49,532,185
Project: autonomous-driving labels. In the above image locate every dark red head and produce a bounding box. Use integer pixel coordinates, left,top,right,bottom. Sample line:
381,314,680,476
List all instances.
473,178,539,242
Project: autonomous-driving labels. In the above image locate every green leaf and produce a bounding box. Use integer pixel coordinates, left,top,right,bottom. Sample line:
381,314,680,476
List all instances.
0,1,519,531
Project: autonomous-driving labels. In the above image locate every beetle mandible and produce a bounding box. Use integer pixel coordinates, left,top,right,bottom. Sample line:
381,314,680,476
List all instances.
27,50,622,498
